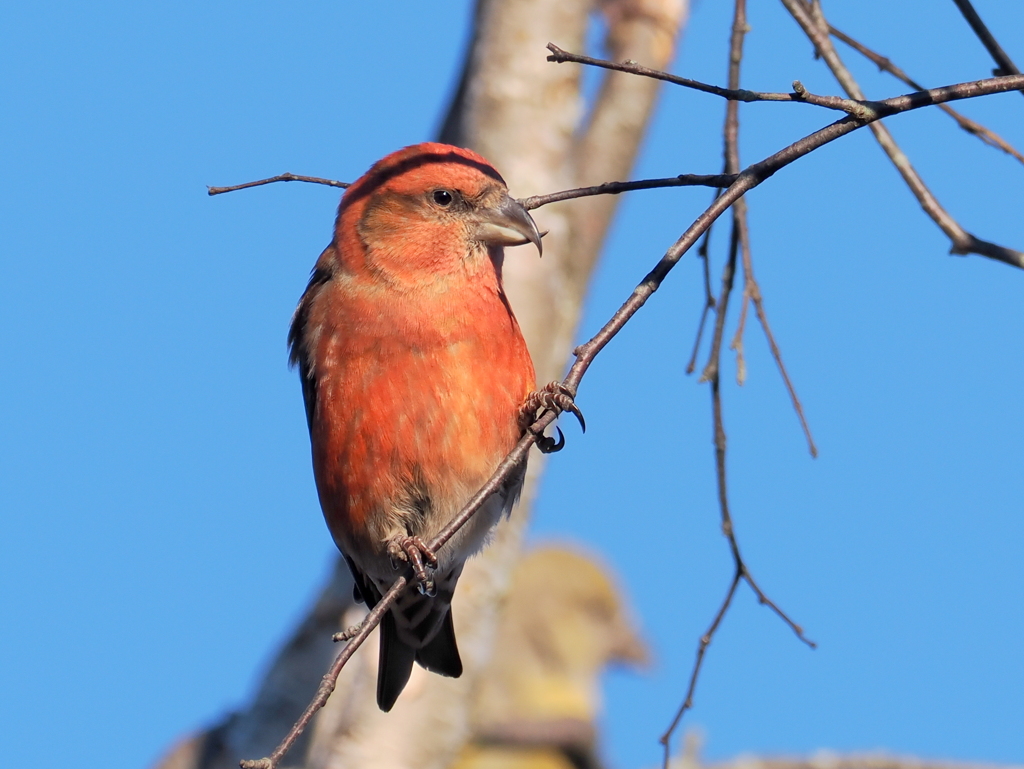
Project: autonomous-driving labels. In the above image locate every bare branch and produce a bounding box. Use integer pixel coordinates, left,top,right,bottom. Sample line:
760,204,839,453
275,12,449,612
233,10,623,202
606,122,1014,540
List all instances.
561,73,1024,394
781,0,1024,269
685,217,718,376
666,5,815,761
207,173,349,197
659,571,742,769
951,0,1023,87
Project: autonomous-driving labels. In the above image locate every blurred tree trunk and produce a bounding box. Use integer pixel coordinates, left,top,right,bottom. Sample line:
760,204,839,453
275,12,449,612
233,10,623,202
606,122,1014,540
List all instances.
153,2,686,768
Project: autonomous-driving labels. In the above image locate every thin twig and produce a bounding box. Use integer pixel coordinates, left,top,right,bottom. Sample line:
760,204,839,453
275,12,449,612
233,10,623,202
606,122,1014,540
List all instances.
520,174,736,210
829,24,1024,164
729,290,750,385
547,43,872,115
782,0,1024,268
752,288,818,455
729,200,818,455
728,199,752,388
238,67,1024,769
207,173,350,197
659,571,742,762
685,217,718,375
951,0,1023,87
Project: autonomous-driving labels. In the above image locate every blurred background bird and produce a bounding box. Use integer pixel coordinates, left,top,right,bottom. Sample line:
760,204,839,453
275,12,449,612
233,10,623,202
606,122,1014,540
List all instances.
452,546,649,769
287,143,544,711
150,544,649,769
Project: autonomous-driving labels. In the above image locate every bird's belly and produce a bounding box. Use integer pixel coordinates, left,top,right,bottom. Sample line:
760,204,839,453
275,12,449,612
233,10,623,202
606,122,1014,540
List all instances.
311,332,532,573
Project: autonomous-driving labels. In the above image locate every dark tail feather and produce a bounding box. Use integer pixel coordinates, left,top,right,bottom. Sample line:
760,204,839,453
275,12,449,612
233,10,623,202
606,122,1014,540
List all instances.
414,608,463,678
377,610,416,712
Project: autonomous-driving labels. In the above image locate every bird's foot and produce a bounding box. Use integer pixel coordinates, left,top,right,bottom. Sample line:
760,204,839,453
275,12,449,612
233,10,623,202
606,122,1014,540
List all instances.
387,536,438,596
518,381,586,453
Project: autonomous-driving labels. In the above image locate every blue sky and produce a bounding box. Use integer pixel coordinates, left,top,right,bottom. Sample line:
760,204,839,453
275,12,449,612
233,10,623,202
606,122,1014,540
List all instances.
1,2,1022,768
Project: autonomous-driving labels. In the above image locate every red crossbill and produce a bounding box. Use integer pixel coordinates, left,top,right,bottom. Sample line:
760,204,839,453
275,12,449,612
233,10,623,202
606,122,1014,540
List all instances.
288,143,549,711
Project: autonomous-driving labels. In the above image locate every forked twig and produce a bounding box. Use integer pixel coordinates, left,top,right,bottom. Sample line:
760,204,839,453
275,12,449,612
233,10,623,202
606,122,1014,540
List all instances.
782,0,1024,268
828,24,1024,164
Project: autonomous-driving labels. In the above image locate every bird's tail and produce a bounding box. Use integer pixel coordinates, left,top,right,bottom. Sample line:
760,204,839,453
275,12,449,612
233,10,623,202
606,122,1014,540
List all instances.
414,607,462,677
377,603,462,711
377,609,416,712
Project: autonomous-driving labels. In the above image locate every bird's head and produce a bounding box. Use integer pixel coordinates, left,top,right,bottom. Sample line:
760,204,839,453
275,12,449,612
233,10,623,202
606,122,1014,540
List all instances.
333,143,541,285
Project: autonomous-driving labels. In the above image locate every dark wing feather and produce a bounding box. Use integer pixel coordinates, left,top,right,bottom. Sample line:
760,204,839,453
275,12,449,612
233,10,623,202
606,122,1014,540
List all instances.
343,555,372,607
341,555,464,708
287,258,333,431
414,607,463,678
377,610,417,712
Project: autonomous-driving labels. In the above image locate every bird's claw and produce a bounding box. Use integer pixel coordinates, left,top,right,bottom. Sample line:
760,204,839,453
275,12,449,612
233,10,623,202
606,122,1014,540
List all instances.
387,536,438,596
518,381,586,451
536,425,565,454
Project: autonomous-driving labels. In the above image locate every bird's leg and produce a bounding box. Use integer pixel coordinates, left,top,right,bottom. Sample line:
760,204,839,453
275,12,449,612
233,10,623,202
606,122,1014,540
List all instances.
387,536,438,596
518,381,586,453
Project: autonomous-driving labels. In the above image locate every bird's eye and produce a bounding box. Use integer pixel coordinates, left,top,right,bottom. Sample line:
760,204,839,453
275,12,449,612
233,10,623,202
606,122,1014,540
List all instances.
432,189,454,207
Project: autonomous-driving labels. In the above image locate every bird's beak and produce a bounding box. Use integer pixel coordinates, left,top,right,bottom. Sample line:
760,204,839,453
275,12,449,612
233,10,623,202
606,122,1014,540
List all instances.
473,194,543,257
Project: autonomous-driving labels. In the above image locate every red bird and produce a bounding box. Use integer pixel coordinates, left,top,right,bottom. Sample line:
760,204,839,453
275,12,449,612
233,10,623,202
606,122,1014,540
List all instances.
289,143,557,712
